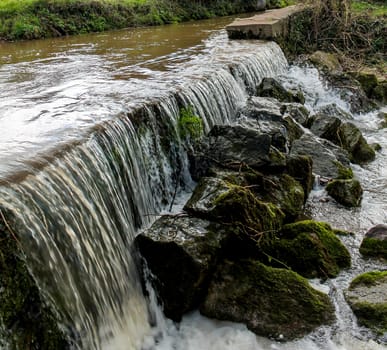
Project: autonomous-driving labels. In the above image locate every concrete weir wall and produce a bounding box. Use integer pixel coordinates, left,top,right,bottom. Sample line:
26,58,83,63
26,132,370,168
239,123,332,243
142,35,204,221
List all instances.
226,5,306,40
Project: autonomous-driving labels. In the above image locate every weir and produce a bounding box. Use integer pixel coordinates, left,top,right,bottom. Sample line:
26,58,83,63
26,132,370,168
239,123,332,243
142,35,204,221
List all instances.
0,41,287,349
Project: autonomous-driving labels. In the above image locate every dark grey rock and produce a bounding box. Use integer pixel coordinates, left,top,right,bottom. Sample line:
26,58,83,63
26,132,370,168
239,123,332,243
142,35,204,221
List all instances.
201,259,335,340
337,122,375,164
290,133,351,179
256,78,305,104
308,113,342,142
317,103,353,121
326,179,363,207
135,215,227,321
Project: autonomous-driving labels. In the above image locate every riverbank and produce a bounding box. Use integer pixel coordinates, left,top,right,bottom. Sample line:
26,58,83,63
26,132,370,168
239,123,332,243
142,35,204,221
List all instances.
0,0,291,41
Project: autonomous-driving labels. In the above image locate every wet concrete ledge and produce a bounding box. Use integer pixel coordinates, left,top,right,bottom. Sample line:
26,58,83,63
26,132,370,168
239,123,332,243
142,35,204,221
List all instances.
226,5,306,40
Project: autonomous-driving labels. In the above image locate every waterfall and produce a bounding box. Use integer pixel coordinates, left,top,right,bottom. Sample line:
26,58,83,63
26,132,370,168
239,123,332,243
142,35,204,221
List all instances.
0,41,287,349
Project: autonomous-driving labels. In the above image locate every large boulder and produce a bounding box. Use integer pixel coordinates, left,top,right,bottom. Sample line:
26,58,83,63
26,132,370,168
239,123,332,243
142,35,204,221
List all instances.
204,168,305,221
372,80,387,104
307,113,342,141
316,103,353,121
348,71,378,98
282,103,310,126
135,215,228,321
326,179,363,207
308,51,342,74
290,133,351,179
201,259,335,340
184,177,285,234
207,124,283,170
260,220,351,278
360,224,387,259
256,78,305,104
337,122,376,164
238,97,304,152
345,271,387,334
0,214,70,349
327,73,375,113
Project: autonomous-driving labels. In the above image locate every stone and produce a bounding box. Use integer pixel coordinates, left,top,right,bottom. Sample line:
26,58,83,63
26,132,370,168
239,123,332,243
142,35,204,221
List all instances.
0,213,70,349
348,71,378,98
308,113,342,142
261,220,351,278
238,97,304,151
290,133,351,179
308,51,342,74
337,122,375,164
285,154,314,196
281,103,310,126
372,80,387,104
326,179,363,207
135,215,227,321
360,224,387,259
317,103,353,121
205,123,288,172
256,77,305,104
201,259,335,340
345,271,387,334
184,177,285,234
327,73,375,113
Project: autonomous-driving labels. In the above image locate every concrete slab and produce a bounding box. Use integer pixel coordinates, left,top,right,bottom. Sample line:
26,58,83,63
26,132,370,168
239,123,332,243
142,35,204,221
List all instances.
226,5,305,40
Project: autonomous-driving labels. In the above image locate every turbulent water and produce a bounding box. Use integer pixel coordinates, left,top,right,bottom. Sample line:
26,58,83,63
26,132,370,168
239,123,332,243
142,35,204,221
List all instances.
0,17,386,350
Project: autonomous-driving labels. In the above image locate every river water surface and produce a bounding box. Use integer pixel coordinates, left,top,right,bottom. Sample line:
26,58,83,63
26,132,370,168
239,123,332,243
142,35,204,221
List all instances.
0,15,386,350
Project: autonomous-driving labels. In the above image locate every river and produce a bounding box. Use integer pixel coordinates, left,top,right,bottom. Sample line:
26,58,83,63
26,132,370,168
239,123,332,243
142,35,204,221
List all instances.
0,15,386,350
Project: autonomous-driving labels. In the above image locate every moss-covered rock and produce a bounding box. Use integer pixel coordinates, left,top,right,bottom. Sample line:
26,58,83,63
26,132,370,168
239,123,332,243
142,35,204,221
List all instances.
281,103,310,126
308,113,342,142
207,124,277,170
337,122,375,164
290,133,351,179
184,177,285,235
261,220,351,278
0,214,70,349
256,77,305,104
360,224,387,259
135,215,228,321
345,271,387,334
201,259,335,340
372,80,387,104
286,154,314,196
348,71,378,98
308,51,342,74
326,178,363,207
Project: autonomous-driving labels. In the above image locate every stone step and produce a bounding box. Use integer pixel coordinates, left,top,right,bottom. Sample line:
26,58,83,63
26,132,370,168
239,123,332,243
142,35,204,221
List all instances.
226,5,305,40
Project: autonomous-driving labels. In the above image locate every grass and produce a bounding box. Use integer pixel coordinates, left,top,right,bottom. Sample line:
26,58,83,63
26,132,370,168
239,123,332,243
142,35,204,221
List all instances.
0,0,267,40
351,0,387,17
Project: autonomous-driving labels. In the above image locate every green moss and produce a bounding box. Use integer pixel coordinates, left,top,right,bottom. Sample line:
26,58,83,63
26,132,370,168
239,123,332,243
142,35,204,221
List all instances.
350,271,387,288
335,161,354,180
212,183,285,235
178,106,203,141
261,220,351,278
352,301,387,334
360,237,387,259
326,179,363,207
201,259,335,340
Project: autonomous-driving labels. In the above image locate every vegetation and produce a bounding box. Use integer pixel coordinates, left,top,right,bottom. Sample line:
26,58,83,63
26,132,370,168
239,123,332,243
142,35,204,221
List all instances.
284,0,386,69
178,106,203,141
349,271,387,288
0,0,263,40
